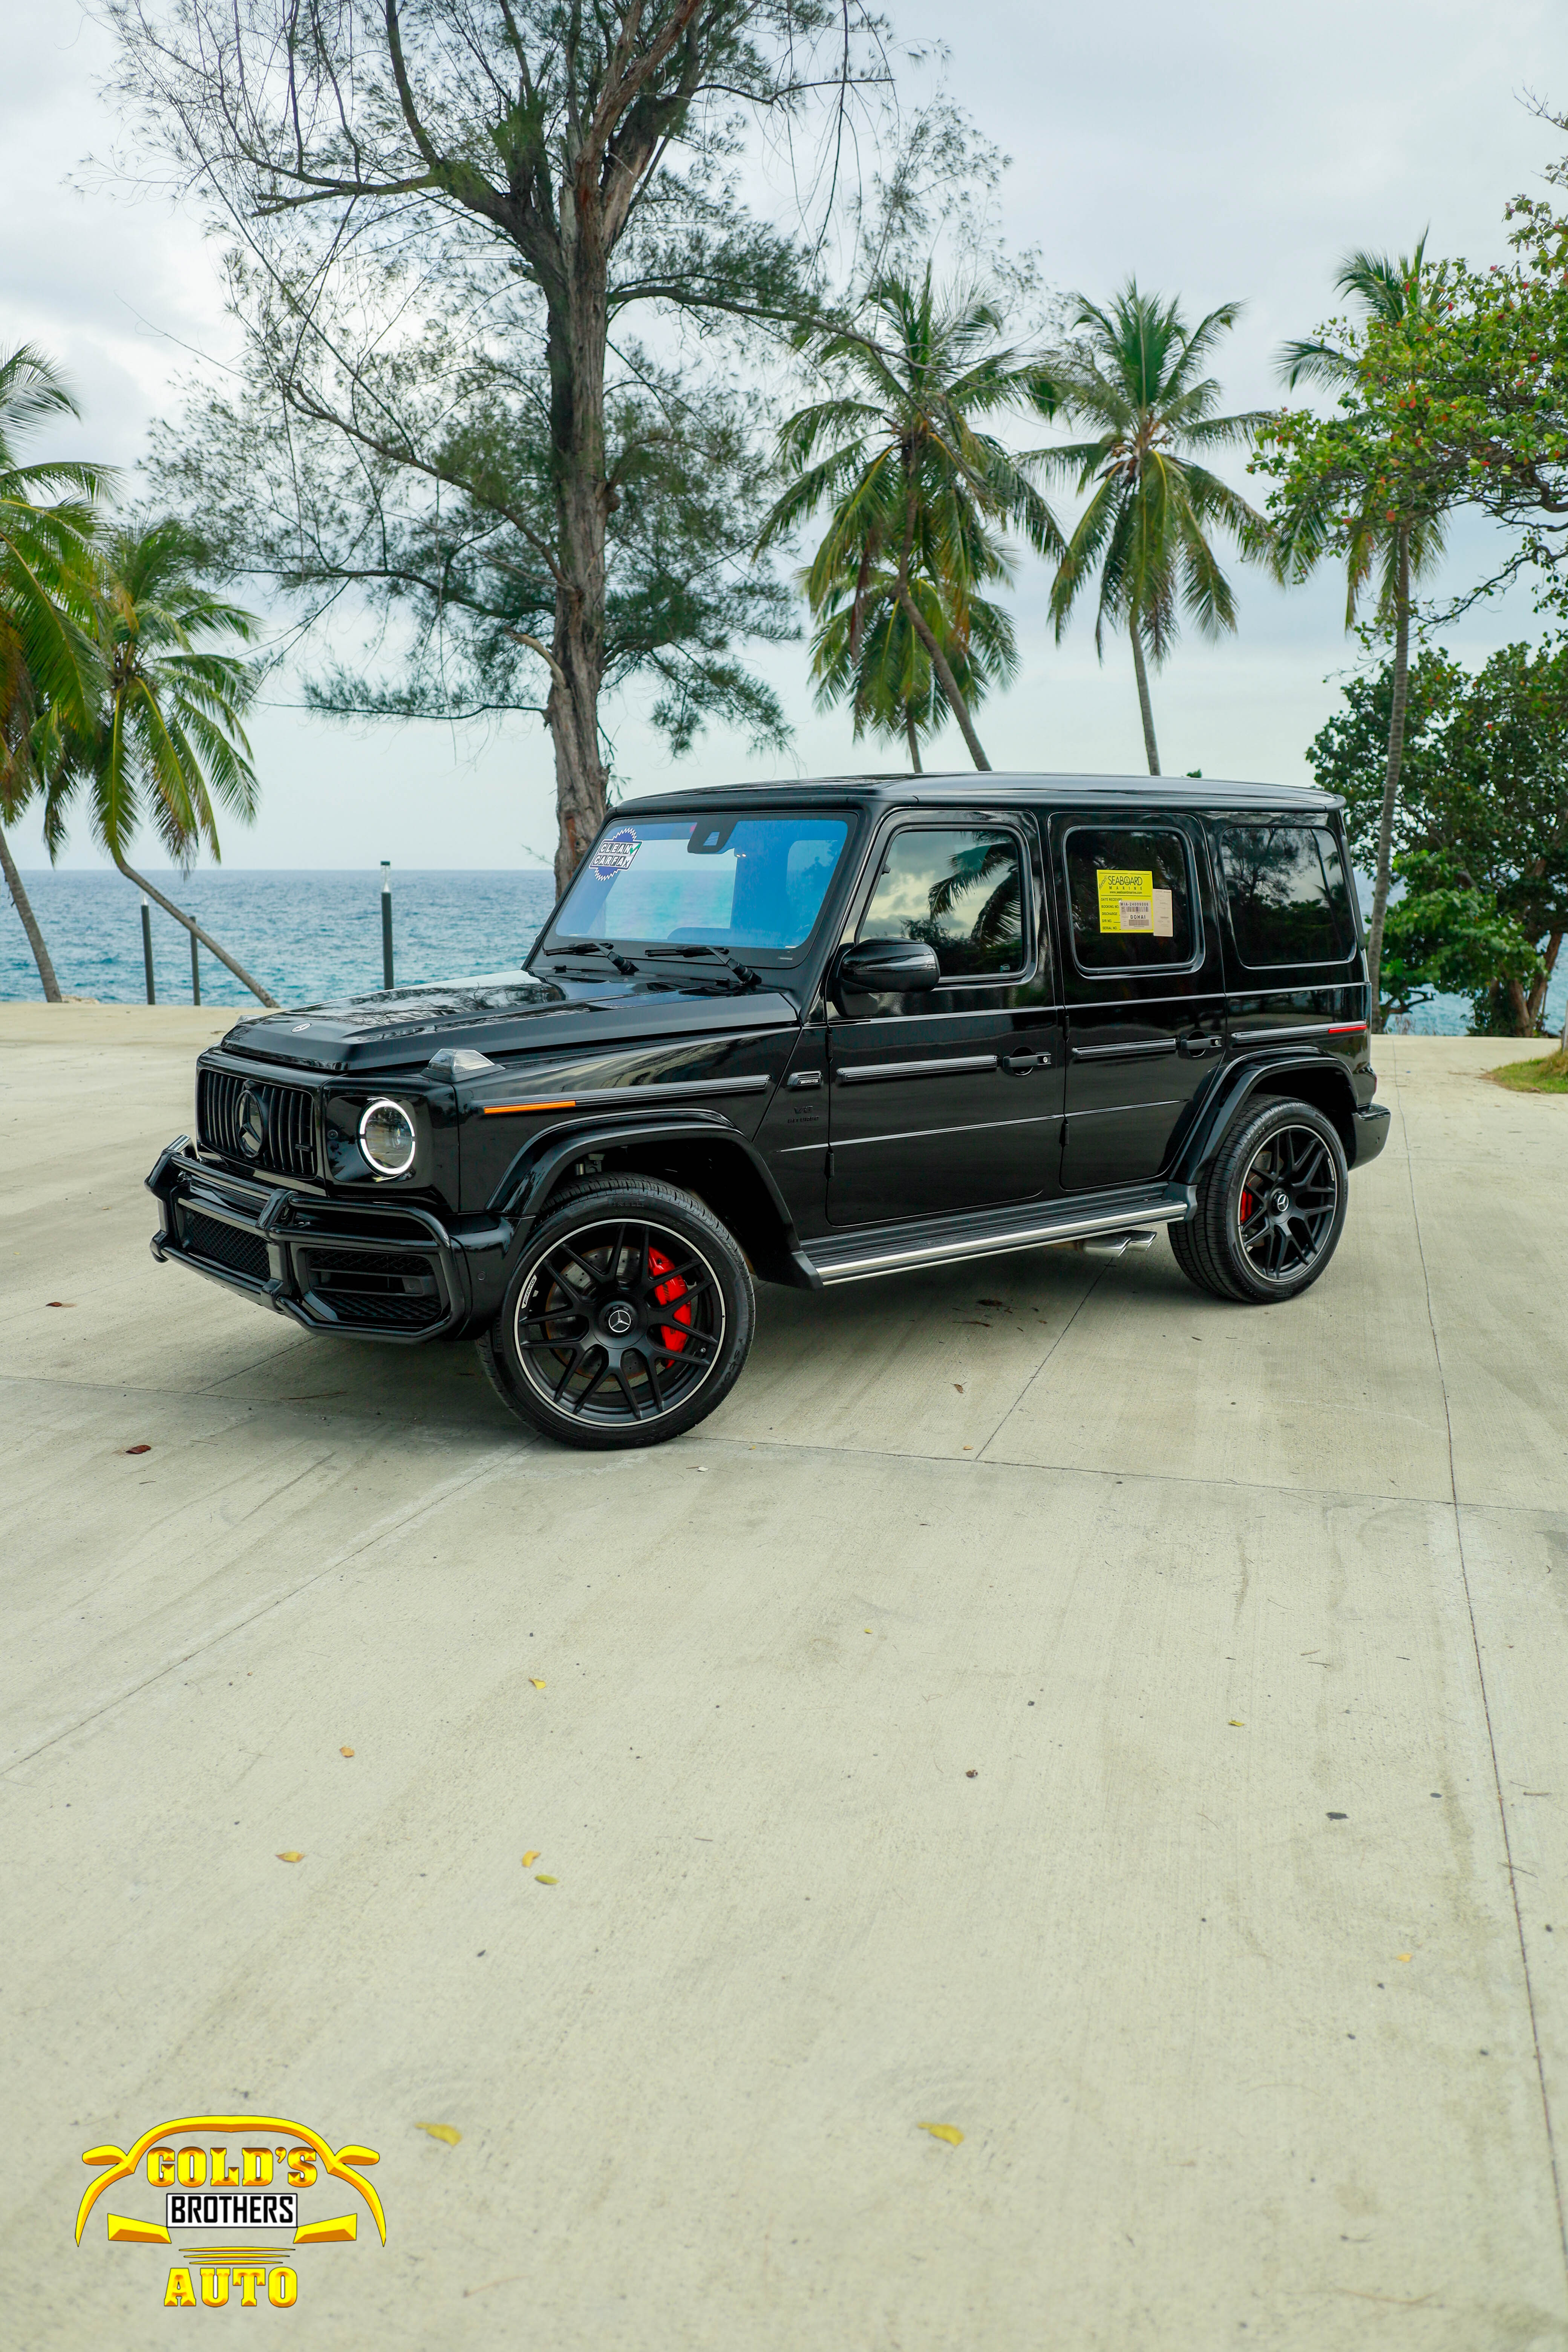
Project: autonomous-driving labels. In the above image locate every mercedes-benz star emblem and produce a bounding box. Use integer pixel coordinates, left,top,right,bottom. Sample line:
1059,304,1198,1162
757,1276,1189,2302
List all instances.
604,1302,635,1336
1269,1189,1289,1214
237,1089,267,1158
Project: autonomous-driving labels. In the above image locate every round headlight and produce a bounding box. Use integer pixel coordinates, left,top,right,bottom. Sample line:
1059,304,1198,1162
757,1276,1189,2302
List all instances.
358,1098,416,1177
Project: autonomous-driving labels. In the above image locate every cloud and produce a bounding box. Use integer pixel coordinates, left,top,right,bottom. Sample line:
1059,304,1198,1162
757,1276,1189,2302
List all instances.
3,0,1565,866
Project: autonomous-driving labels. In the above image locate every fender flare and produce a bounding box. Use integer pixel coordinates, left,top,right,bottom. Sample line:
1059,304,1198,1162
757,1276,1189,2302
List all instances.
492,1108,803,1264
1173,1054,1361,1185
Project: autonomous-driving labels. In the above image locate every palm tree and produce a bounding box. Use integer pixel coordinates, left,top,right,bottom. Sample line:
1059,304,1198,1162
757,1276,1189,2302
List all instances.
759,271,1062,770
39,517,279,1005
1042,282,1274,774
1277,237,1448,1020
0,345,107,1001
41,517,260,867
807,564,1017,772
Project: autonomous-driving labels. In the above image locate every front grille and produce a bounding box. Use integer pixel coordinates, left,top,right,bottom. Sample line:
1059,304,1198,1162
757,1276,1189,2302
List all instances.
198,1067,317,1178
181,1208,270,1285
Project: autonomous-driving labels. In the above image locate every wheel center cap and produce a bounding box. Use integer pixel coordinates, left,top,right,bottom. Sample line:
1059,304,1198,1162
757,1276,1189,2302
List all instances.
603,1301,636,1336
1269,1188,1289,1214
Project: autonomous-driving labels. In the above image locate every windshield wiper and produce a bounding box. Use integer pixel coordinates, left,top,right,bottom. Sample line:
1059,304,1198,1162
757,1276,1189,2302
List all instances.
549,940,639,977
643,945,761,992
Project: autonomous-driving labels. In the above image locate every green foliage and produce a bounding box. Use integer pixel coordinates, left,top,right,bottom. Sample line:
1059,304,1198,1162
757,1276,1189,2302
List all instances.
0,346,106,810
1045,282,1273,654
1263,240,1450,622
160,338,794,760
1488,1047,1568,1092
760,268,1060,765
807,571,1015,766
42,518,260,867
110,0,896,864
1308,641,1568,1031
1259,155,1568,620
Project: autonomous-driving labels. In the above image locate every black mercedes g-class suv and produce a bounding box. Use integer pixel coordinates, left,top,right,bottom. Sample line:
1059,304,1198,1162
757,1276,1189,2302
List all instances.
147,775,1388,1448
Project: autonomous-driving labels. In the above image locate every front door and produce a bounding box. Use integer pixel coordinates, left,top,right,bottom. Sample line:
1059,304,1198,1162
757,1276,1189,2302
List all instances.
1052,813,1227,1192
826,818,1063,1226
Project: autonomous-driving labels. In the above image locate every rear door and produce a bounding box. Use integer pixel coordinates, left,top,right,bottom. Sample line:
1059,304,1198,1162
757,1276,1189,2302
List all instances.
826,814,1063,1225
1051,811,1226,1191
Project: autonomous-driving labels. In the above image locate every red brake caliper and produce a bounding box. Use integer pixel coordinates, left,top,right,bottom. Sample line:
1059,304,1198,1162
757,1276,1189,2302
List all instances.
647,1245,692,1353
1239,1190,1256,1224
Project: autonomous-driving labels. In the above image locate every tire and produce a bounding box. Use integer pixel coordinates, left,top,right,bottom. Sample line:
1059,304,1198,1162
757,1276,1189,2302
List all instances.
1168,1096,1349,1306
478,1174,755,1449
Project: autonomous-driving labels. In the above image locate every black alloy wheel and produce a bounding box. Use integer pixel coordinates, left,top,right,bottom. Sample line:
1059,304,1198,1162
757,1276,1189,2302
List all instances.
1170,1096,1349,1305
479,1175,755,1449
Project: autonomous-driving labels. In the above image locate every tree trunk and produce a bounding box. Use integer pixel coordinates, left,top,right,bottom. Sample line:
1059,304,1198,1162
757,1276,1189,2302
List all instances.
1526,932,1560,1032
892,582,989,770
545,188,612,897
904,708,922,773
1130,617,1161,775
113,855,279,1007
0,822,63,1001
1366,524,1412,1032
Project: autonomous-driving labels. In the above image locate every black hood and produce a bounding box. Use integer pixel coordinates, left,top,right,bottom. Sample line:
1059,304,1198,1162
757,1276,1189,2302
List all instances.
216,971,804,1075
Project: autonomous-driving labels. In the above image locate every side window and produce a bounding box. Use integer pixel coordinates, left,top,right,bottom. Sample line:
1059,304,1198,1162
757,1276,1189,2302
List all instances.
1216,825,1353,965
1064,827,1196,969
857,827,1027,980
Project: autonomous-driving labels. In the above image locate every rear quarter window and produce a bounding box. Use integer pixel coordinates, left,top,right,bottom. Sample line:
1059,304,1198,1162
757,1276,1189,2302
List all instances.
1216,824,1354,966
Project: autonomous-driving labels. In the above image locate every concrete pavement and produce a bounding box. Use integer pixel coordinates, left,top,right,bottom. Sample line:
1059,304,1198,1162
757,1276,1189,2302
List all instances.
2,1009,1566,2349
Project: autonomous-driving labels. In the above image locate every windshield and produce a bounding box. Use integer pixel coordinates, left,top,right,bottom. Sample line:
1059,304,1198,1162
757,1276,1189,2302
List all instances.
548,814,851,954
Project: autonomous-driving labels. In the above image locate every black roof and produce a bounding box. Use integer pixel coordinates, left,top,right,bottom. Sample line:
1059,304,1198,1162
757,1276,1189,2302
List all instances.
614,771,1343,816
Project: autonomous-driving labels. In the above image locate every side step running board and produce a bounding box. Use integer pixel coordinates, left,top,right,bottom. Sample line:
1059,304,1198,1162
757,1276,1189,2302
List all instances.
795,1187,1192,1288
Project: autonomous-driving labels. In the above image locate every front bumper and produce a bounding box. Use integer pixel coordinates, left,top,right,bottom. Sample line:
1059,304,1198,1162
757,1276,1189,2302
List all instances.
145,1138,511,1344
1351,1104,1391,1168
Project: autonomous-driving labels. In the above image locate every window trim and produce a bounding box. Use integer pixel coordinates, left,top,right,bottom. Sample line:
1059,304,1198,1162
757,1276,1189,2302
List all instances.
1060,820,1207,980
851,816,1037,990
1214,820,1358,970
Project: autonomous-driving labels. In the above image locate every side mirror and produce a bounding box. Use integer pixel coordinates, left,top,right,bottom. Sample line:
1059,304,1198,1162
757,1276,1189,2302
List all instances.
834,937,942,1004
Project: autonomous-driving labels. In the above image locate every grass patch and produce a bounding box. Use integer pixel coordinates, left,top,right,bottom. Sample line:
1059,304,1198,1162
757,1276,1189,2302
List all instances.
1487,1047,1568,1094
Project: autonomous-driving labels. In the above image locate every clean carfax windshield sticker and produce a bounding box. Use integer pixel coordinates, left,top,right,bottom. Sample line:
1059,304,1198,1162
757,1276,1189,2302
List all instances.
74,2113,384,2310
1096,870,1173,936
593,828,640,880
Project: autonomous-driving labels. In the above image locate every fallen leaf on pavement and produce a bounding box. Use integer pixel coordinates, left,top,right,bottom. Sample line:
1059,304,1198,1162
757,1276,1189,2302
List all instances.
340,1747,355,1758
276,1851,304,1864
1397,1953,1412,1963
1228,1720,1245,1728
535,1874,558,1885
954,1383,964,1392
966,1769,978,1779
530,1678,546,1690
415,2123,461,2145
918,2122,963,2145
521,1850,540,1867
46,1301,75,1308
124,1444,152,1455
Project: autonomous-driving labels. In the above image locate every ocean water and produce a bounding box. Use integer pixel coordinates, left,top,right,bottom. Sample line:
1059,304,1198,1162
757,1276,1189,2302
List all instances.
0,869,560,1011
2,864,1563,1035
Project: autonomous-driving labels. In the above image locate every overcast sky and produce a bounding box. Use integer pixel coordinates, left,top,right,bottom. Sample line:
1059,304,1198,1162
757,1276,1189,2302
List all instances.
4,0,1566,870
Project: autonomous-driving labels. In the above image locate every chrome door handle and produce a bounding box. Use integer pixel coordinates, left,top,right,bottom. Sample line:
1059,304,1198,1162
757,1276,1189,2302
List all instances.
1000,1051,1051,1074
1178,1034,1223,1058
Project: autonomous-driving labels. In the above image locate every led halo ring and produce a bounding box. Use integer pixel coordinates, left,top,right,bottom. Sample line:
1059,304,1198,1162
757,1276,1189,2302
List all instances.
358,1097,417,1178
